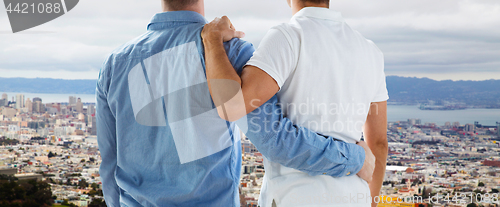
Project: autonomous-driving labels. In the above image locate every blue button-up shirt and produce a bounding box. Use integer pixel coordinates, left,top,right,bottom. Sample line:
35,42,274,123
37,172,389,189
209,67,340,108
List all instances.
97,11,364,207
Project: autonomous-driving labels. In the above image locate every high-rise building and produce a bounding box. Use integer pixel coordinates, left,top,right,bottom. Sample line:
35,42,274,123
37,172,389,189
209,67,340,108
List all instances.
497,122,500,136
408,119,416,126
32,97,44,113
87,104,95,116
1,93,7,106
465,124,475,132
408,118,422,125
25,98,32,113
91,116,97,135
15,94,25,109
33,101,42,113
69,96,76,105
76,98,83,113
61,107,67,115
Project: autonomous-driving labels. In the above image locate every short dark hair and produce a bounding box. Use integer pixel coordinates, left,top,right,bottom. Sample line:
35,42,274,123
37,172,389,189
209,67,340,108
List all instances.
303,0,330,7
163,0,200,10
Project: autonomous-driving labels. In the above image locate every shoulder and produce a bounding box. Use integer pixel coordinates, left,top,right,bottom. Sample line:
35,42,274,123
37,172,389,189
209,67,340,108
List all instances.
271,23,298,39
272,22,300,35
264,23,301,51
365,39,383,57
98,32,149,84
349,29,383,57
100,31,153,76
109,32,152,61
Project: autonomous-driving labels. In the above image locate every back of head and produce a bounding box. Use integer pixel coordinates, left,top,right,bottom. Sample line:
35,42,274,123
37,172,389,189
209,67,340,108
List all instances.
163,0,200,10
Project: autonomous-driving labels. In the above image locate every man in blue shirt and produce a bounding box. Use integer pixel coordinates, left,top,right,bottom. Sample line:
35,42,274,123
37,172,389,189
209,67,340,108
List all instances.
96,0,374,206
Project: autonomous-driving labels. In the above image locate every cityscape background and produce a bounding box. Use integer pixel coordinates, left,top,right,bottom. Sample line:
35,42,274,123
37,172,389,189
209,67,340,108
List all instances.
0,90,500,207
1,0,500,207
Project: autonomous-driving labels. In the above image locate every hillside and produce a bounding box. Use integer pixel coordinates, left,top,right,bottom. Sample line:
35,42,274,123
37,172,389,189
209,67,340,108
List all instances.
1,76,499,107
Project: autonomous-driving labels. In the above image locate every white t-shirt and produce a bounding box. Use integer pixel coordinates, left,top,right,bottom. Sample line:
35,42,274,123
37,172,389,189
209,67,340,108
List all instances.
246,7,389,207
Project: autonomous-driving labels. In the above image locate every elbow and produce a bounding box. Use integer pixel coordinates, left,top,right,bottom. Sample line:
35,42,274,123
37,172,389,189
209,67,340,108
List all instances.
216,108,230,121
377,138,388,147
380,142,389,154
216,108,240,122
375,137,388,150
211,87,248,122
367,135,388,153
215,104,246,122
374,138,388,156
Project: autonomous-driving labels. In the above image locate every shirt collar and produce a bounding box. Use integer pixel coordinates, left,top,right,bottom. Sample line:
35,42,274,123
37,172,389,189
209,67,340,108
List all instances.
147,11,207,30
293,7,344,22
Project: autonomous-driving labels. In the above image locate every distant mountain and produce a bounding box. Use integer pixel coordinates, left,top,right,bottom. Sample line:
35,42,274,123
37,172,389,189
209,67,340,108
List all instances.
386,76,500,107
0,78,96,94
1,76,499,107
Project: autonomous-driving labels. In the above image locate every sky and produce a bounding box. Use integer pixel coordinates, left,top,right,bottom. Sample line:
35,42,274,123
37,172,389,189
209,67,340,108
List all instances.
0,0,499,81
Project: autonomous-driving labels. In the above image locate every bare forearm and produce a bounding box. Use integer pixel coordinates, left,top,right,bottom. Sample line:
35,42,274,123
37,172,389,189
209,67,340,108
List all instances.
203,37,242,97
364,101,388,205
203,39,279,121
368,141,388,201
201,17,279,121
202,36,248,121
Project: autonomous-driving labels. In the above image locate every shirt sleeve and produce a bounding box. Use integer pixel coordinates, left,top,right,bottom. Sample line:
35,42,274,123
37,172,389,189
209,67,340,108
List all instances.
372,59,389,103
372,75,389,102
245,27,296,89
369,40,389,102
224,38,255,74
96,58,120,207
244,96,365,177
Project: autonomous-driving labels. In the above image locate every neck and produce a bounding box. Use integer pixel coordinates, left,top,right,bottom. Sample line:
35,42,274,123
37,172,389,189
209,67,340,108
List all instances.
290,1,329,15
161,1,205,16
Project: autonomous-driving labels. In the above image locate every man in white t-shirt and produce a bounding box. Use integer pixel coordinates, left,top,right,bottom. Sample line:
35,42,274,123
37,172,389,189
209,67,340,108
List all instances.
202,0,388,206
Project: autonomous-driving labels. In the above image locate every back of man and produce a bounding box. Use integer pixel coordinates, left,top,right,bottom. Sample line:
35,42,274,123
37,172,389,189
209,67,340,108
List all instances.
96,9,253,206
246,7,388,207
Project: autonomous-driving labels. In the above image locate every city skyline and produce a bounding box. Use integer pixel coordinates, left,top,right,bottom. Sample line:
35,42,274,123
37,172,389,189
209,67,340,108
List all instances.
1,86,499,207
0,0,499,81
1,103,499,206
2,92,500,125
